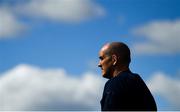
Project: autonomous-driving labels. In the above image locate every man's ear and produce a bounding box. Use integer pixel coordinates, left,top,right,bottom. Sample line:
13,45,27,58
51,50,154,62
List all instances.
112,54,118,65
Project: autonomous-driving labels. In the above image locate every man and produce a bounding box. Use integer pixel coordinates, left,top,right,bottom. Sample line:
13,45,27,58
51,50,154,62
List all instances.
98,42,157,111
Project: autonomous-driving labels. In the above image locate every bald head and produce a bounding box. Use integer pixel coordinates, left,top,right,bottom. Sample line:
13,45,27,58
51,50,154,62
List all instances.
98,42,131,78
103,42,131,67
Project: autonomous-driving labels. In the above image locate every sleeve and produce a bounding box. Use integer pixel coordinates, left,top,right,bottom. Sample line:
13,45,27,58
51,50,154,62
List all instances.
101,91,119,110
101,81,126,111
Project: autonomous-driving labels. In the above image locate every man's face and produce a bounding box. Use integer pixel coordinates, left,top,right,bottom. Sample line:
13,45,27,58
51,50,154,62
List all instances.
98,46,113,79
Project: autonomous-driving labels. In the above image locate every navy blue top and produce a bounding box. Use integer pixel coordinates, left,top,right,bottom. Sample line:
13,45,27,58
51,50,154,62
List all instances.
101,70,157,111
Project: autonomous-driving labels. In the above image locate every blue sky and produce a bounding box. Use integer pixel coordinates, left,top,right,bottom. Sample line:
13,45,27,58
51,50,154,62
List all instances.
0,0,180,111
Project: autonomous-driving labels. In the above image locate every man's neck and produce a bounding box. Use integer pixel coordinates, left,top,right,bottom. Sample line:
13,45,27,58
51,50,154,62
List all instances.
113,66,129,77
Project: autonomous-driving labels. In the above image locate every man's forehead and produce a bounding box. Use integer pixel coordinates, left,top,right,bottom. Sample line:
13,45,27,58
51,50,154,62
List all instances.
99,43,110,56
101,43,110,52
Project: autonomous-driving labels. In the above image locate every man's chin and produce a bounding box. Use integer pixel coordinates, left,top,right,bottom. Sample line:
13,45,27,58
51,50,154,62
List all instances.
102,73,111,79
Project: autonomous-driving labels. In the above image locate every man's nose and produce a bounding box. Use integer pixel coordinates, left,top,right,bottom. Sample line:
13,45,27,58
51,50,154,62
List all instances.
98,62,102,67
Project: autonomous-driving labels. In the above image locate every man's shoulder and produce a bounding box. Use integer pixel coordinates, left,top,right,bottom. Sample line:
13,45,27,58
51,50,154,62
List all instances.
115,70,146,87
116,70,141,80
104,71,145,90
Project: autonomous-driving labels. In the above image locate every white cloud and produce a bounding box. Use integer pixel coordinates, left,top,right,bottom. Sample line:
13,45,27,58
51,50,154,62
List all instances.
15,0,105,23
132,19,180,55
0,64,105,110
0,8,25,38
1,64,180,110
147,72,180,110
0,0,105,38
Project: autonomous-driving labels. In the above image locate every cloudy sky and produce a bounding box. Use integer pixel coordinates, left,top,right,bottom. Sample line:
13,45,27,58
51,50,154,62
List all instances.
0,0,180,111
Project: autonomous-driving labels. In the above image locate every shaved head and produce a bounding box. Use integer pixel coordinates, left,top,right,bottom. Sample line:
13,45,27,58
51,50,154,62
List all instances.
102,42,131,66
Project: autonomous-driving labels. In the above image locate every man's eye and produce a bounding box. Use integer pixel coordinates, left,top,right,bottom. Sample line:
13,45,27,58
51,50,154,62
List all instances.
99,57,103,60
